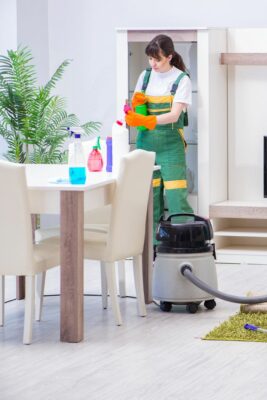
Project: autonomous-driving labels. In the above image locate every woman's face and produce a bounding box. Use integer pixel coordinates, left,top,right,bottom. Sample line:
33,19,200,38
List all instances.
148,51,172,73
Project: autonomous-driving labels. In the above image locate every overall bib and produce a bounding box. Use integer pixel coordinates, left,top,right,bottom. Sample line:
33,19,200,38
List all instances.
136,68,193,244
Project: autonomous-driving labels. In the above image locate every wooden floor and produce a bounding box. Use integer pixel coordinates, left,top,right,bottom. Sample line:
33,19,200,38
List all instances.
1,260,267,400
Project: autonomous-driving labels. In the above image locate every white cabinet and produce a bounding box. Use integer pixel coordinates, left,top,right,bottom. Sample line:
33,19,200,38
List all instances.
116,28,227,214
209,29,267,264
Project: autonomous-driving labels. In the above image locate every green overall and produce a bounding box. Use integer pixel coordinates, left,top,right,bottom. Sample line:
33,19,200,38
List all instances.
136,68,193,244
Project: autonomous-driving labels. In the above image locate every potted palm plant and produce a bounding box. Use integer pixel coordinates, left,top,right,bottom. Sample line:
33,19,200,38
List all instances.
0,46,101,163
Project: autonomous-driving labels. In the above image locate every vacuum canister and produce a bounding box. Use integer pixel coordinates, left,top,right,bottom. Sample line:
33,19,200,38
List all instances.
153,213,218,313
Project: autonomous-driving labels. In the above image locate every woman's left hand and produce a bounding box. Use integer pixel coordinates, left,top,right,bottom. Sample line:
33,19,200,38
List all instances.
132,92,147,110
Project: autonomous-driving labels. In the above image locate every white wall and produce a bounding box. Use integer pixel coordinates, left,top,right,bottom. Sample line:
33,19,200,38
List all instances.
17,0,49,85
0,0,17,54
1,0,267,147
0,0,17,157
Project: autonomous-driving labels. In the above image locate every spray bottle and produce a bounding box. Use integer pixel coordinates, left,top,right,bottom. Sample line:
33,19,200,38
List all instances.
68,132,86,184
87,136,103,172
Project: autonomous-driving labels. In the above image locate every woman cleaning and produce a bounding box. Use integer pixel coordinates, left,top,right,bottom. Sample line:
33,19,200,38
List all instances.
125,34,193,249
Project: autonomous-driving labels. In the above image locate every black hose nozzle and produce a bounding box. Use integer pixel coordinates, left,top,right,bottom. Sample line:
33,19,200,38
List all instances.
180,264,193,276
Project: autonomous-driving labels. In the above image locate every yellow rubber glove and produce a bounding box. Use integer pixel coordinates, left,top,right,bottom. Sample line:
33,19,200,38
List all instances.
125,111,157,130
132,92,147,110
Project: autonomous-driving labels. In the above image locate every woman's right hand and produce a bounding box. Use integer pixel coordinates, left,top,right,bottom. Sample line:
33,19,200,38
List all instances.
125,111,156,130
132,92,147,110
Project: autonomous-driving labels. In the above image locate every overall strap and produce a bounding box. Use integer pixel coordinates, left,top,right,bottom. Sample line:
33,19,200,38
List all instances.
141,68,152,93
170,72,189,127
170,72,188,96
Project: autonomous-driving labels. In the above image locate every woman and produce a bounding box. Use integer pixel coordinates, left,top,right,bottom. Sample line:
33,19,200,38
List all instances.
125,34,193,246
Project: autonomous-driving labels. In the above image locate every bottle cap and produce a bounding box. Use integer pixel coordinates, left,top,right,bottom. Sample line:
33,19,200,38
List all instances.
116,120,123,126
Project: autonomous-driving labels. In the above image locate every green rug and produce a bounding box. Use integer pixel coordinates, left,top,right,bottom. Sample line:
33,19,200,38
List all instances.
203,312,267,343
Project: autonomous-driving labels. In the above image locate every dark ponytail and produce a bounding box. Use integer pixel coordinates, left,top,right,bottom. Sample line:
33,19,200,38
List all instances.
145,34,187,72
171,51,186,72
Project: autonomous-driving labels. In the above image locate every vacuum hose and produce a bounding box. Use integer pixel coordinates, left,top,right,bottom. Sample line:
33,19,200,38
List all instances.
181,264,267,305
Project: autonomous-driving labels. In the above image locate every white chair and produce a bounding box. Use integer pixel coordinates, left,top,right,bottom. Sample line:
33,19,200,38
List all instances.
0,161,60,344
83,149,155,325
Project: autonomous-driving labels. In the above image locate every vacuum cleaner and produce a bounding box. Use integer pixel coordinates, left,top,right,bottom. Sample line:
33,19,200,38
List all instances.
153,213,267,313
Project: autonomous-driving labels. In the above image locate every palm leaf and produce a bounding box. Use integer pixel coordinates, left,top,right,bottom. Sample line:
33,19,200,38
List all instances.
44,59,71,94
81,121,102,135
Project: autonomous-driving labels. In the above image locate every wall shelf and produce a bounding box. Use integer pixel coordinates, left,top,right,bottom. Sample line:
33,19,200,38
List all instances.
221,53,267,65
216,245,267,255
216,246,267,264
214,227,267,238
210,201,267,219
210,201,267,264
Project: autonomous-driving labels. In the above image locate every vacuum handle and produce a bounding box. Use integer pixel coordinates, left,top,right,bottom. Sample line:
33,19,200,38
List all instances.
166,213,206,223
166,213,213,240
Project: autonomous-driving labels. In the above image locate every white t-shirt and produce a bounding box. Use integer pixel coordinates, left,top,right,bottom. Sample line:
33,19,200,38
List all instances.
134,66,192,105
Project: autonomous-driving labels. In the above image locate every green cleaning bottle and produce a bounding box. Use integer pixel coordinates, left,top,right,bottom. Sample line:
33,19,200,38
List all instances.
135,103,148,131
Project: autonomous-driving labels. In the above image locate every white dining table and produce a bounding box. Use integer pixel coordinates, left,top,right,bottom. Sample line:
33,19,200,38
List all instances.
24,164,153,343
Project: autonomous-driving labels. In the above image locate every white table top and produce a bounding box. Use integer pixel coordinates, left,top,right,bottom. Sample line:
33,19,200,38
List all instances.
25,164,160,192
25,164,116,191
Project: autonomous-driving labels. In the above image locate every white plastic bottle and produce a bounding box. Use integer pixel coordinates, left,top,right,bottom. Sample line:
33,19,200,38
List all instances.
112,120,129,172
68,133,86,184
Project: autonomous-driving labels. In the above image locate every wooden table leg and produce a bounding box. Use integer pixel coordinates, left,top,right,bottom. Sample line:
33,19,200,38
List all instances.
16,277,25,300
16,214,37,299
60,191,84,343
142,184,153,304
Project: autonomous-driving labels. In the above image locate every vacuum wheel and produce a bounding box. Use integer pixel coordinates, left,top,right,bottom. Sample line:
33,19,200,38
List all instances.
186,303,199,314
204,299,216,310
160,301,172,312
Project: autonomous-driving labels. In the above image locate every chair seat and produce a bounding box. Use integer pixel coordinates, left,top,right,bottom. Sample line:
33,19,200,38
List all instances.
84,205,111,225
84,223,108,233
35,227,60,242
84,228,108,242
35,204,111,242
33,238,60,273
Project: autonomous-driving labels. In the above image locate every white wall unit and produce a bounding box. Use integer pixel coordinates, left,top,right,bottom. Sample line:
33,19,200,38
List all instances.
210,29,267,264
116,28,227,214
227,29,267,202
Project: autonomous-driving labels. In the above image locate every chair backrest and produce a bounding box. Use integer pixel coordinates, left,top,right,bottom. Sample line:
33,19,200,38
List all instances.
107,149,155,260
0,161,34,275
